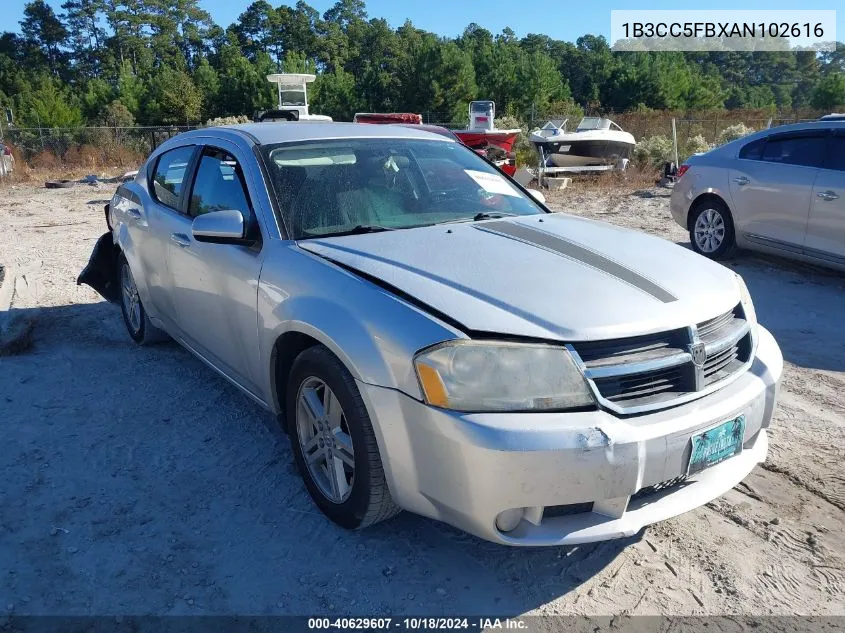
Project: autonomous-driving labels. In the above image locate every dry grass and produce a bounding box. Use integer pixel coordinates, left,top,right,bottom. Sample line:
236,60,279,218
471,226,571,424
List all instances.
0,142,143,188
553,165,660,196
62,144,145,171
613,107,823,145
0,165,98,187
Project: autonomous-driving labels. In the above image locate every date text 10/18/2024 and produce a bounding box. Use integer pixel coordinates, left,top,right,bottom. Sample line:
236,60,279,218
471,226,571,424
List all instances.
308,618,528,630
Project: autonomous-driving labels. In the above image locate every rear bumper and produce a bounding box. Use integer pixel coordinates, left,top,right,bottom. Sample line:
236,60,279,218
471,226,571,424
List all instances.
360,326,782,546
669,184,693,229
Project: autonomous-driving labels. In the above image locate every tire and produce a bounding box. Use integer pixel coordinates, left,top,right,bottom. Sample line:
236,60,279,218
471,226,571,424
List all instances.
689,198,736,260
44,179,75,189
286,345,400,529
117,253,168,345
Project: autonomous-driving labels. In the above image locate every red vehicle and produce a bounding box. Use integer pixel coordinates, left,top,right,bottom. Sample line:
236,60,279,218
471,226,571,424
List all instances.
355,111,518,176
353,112,423,125
451,101,519,177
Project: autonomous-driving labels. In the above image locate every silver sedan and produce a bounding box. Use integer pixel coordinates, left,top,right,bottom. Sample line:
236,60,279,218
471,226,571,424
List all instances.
671,120,845,270
79,122,781,545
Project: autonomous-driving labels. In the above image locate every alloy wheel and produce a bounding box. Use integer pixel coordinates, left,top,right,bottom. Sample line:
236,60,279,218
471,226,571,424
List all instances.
296,377,355,503
694,208,726,253
121,263,142,334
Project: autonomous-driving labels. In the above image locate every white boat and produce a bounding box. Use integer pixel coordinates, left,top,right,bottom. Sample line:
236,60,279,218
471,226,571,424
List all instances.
262,73,332,122
530,117,635,168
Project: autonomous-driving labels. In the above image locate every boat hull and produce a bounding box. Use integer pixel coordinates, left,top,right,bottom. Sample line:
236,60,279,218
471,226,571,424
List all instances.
532,138,634,167
452,129,520,153
452,129,521,176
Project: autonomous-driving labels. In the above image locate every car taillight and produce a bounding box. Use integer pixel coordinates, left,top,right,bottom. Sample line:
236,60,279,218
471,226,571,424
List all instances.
677,164,690,179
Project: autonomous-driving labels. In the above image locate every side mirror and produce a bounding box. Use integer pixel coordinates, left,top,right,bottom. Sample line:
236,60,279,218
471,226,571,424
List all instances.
527,189,546,205
192,210,248,244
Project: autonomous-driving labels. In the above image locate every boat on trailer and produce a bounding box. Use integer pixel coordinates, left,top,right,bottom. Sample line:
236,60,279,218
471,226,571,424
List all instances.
451,101,520,176
530,117,635,169
261,73,332,122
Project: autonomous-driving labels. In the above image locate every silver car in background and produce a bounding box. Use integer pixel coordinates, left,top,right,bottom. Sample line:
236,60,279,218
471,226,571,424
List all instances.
671,121,845,269
79,122,782,546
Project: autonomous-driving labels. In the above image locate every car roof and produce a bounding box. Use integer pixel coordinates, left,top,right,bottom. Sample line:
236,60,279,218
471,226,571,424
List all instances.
713,120,845,151
398,123,460,140
207,121,457,145
755,120,845,135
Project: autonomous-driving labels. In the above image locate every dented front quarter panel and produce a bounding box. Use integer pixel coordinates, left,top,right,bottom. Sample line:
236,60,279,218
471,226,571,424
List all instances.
255,243,467,412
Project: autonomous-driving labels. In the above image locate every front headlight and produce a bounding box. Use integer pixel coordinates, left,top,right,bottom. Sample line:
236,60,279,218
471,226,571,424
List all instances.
413,341,595,412
735,273,757,327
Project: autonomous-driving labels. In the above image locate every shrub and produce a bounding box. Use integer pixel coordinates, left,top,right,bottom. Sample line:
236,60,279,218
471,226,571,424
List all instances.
64,145,102,169
682,134,711,160
205,115,251,127
29,150,62,170
633,135,674,169
716,123,755,145
493,115,520,130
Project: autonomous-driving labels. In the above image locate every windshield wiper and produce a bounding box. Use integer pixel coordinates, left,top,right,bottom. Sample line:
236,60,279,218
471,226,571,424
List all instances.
438,212,518,226
305,224,396,239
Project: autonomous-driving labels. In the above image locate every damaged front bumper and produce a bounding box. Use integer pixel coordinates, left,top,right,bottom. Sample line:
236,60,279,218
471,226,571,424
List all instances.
358,326,782,546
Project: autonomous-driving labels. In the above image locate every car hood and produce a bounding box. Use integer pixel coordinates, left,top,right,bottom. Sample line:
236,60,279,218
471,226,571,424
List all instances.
297,214,740,341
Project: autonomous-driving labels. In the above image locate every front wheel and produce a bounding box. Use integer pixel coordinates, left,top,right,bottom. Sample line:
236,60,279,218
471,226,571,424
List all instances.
286,345,400,529
118,253,168,345
689,199,736,260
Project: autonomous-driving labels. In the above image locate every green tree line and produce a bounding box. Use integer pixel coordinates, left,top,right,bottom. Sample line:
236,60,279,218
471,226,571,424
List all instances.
1,0,844,129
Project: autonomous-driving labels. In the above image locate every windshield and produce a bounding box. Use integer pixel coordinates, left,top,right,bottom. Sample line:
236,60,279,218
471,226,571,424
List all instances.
576,117,610,131
262,139,543,240
280,88,306,106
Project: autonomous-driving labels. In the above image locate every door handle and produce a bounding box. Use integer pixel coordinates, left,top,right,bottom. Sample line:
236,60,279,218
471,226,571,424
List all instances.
733,176,749,185
170,233,191,247
126,207,142,220
817,190,840,201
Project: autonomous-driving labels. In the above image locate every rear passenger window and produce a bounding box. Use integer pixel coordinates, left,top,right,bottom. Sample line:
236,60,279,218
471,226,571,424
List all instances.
151,146,195,209
188,149,252,218
823,136,845,172
739,138,765,160
760,135,825,168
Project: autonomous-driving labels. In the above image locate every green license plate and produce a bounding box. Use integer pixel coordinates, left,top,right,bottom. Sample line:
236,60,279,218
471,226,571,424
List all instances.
687,415,746,476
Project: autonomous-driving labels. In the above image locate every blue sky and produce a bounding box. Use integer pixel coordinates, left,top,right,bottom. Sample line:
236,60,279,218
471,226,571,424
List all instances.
0,0,841,43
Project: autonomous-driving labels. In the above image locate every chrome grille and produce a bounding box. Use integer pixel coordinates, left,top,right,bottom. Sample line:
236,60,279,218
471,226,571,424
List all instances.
569,304,753,414
575,329,688,368
594,365,687,406
703,343,741,385
697,310,734,340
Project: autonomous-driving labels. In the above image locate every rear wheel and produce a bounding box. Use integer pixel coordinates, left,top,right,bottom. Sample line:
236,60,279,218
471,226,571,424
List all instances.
689,198,736,260
118,253,168,345
286,345,400,529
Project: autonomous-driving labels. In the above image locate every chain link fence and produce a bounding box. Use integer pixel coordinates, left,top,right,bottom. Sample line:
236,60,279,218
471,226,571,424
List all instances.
0,125,197,171
0,108,828,172
422,107,824,169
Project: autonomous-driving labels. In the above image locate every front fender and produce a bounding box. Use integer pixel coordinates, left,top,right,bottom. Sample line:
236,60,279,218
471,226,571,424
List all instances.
114,221,155,311
258,245,466,410
268,294,443,401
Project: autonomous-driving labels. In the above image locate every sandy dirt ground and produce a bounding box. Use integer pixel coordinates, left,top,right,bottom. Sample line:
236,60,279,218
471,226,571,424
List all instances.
0,178,843,617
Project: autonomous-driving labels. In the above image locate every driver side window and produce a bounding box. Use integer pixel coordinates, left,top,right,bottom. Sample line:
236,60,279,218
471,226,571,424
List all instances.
188,148,252,219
